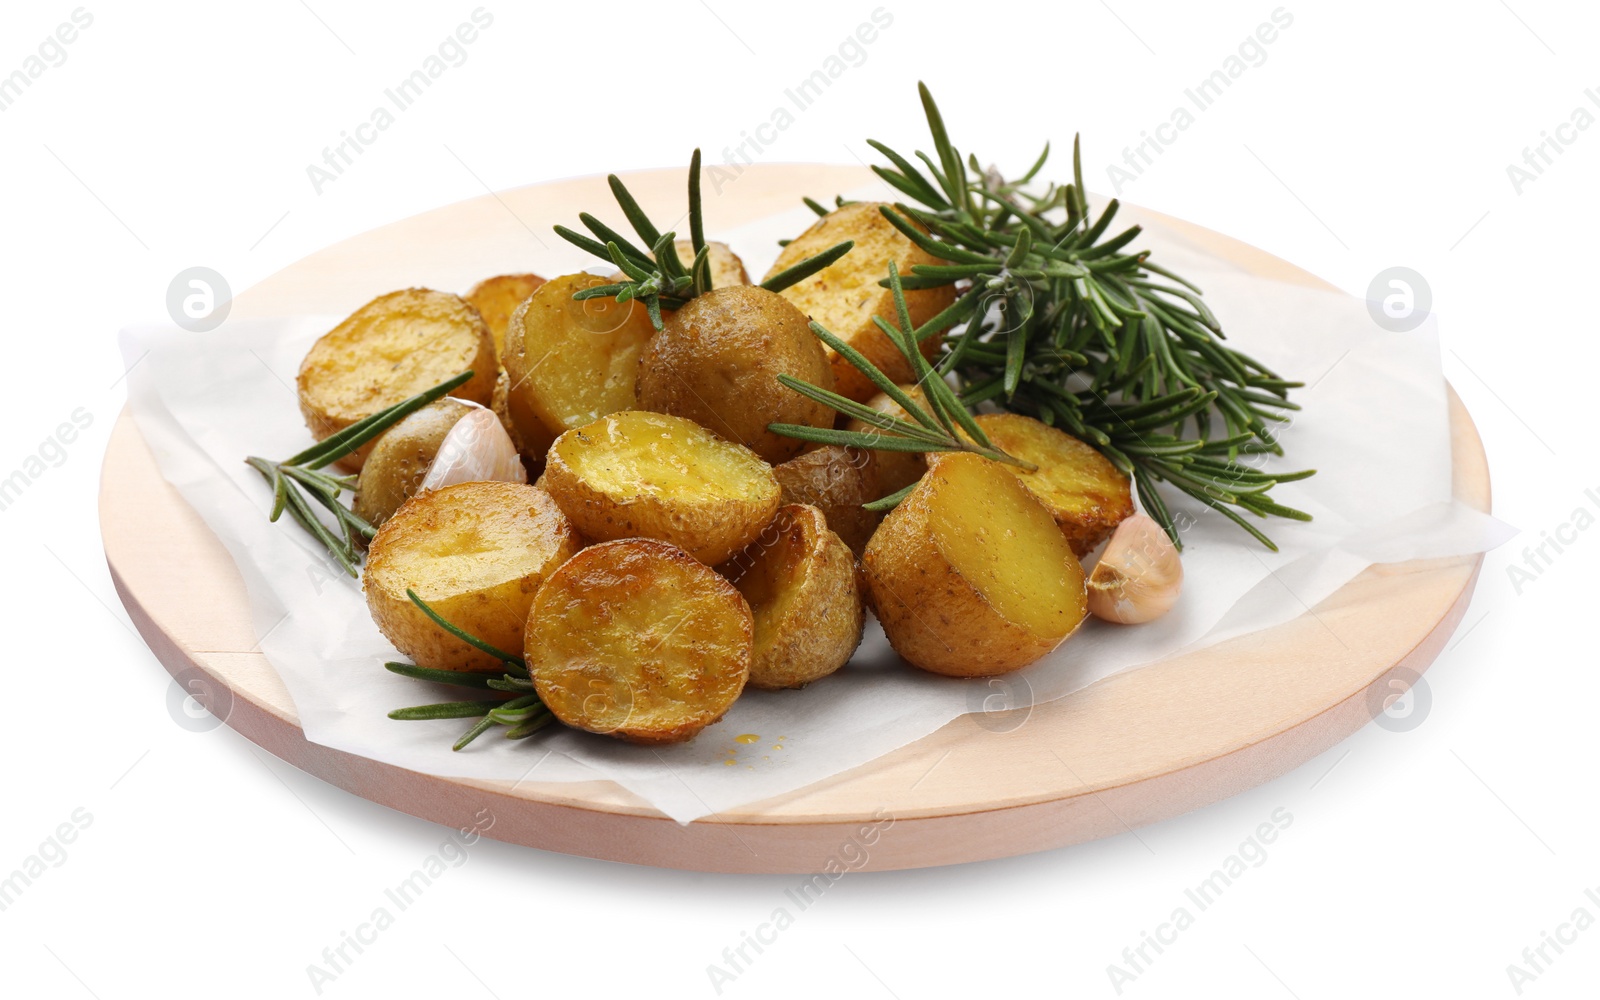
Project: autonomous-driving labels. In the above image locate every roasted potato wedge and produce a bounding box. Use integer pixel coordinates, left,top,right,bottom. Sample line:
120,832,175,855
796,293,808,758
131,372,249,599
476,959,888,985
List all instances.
465,273,546,359
718,505,863,689
352,398,473,529
863,453,1087,677
636,285,834,464
764,202,956,402
930,413,1133,556
297,288,496,471
501,273,655,458
364,482,581,672
611,240,750,290
771,446,880,557
526,538,752,743
540,410,781,565
844,384,932,495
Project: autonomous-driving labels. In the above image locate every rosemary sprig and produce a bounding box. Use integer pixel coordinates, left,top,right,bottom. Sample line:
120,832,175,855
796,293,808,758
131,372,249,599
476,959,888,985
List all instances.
383,590,554,750
771,261,1035,508
245,371,474,575
834,83,1315,550
554,149,855,330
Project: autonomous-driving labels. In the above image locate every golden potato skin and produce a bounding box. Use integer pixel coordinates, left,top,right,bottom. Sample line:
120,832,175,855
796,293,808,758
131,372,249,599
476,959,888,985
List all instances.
863,454,1087,677
465,273,546,359
718,505,864,690
539,410,781,566
764,202,957,402
771,446,881,558
930,413,1134,556
526,538,752,744
636,285,834,465
364,482,581,672
353,399,472,529
845,385,931,495
611,240,750,290
501,274,655,459
297,288,496,471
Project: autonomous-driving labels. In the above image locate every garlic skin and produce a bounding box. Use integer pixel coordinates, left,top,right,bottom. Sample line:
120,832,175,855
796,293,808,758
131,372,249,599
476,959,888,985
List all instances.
419,407,527,491
1086,514,1183,624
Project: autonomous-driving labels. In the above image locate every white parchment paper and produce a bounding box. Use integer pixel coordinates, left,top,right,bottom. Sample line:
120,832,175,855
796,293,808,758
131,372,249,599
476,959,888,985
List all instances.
120,191,1513,823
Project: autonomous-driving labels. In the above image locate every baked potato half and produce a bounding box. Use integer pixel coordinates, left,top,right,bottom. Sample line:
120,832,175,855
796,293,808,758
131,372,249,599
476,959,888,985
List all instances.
929,413,1133,556
863,453,1087,677
364,482,581,672
636,284,834,465
296,288,496,471
465,273,546,359
764,202,956,402
771,445,880,557
352,398,472,529
718,504,863,689
540,410,781,565
501,273,655,459
526,538,752,744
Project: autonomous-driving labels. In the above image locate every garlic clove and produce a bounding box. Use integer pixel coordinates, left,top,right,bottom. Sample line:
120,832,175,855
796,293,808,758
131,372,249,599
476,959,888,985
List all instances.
420,407,528,491
1086,513,1183,624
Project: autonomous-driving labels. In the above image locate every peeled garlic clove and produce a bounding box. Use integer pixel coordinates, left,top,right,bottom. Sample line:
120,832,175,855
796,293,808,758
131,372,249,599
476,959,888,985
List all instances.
420,407,527,491
1086,513,1183,624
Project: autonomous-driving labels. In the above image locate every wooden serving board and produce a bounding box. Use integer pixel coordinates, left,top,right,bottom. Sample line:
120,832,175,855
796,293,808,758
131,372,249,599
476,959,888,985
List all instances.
101,165,1489,873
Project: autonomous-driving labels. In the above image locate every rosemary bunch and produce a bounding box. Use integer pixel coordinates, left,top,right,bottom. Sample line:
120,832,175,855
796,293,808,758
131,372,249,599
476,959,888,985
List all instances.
384,589,555,750
246,371,474,575
554,149,855,330
843,83,1315,550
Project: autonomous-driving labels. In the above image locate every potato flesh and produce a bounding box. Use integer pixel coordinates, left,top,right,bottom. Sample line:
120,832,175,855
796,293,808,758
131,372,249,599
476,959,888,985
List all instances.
509,273,655,435
927,456,1083,638
465,273,546,359
527,539,750,743
938,413,1133,556
561,410,773,503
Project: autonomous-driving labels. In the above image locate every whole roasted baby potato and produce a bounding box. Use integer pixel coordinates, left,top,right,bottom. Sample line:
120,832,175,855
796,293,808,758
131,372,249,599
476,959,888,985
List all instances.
364,482,581,672
526,538,752,744
539,410,781,566
863,453,1087,677
718,504,864,690
296,288,496,471
636,284,834,465
770,445,881,557
844,383,932,495
352,398,473,529
764,201,956,402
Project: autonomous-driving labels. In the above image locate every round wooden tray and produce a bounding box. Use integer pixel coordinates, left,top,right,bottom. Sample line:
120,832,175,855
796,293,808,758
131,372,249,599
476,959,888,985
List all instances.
101,165,1489,873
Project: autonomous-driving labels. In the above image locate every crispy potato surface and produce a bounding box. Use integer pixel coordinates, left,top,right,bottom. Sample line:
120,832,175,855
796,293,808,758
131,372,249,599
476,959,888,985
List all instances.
364,482,581,672
526,538,751,743
863,453,1087,677
465,273,546,359
764,202,956,402
297,288,495,471
352,398,472,530
931,413,1133,556
637,285,834,464
717,505,863,690
540,410,781,565
501,274,655,457
771,446,880,557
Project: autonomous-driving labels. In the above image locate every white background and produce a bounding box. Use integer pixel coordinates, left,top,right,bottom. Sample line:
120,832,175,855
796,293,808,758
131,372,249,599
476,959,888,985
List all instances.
2,1,1596,997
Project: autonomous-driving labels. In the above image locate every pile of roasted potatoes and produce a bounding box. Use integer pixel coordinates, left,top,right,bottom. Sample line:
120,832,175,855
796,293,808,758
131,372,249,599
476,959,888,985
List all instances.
294,204,1158,745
